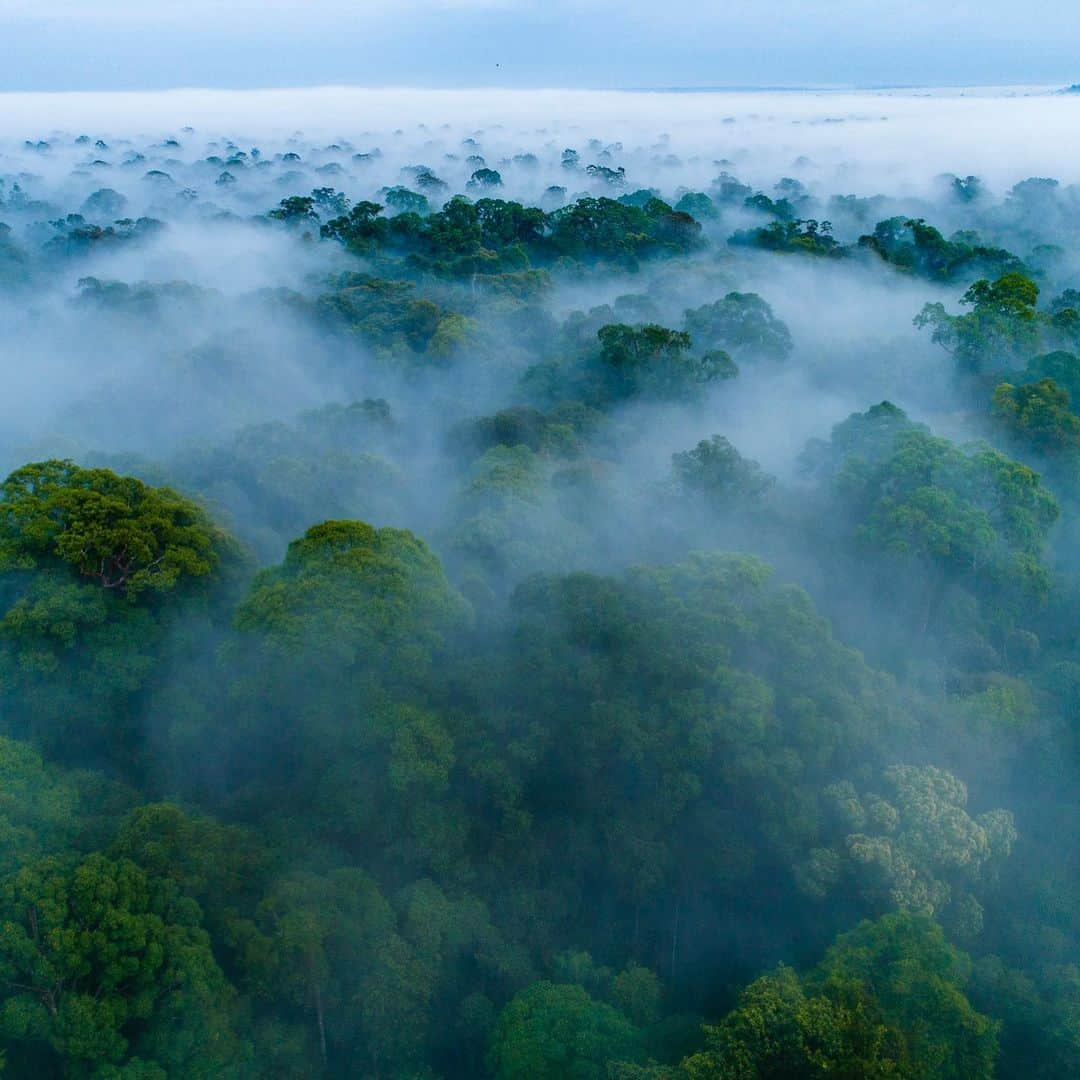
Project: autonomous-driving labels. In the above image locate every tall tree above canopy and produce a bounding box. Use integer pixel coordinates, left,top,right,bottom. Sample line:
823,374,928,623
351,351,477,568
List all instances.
0,461,242,767
0,460,234,598
683,292,793,362
594,323,732,403
234,519,469,674
915,272,1044,374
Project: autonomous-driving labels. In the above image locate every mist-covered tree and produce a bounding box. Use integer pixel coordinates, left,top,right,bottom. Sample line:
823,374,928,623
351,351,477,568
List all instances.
248,868,436,1074
234,518,467,686
683,292,793,362
812,405,1059,645
729,218,841,257
594,323,733,403
681,964,901,1078
992,378,1080,458
798,766,1016,936
860,217,1025,282
915,271,1044,373
670,435,775,513
0,461,241,767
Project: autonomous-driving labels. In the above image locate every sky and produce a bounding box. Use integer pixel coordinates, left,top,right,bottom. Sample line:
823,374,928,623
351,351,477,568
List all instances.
1,0,1078,92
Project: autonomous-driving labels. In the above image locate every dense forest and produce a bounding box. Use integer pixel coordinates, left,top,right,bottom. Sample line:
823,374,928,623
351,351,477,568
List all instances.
0,106,1078,1078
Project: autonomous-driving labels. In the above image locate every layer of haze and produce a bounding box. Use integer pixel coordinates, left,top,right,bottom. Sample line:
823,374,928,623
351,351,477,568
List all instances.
5,86,1080,190
3,85,1079,525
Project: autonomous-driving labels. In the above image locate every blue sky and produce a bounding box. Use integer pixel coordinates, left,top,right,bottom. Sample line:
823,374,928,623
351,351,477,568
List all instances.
2,0,1077,92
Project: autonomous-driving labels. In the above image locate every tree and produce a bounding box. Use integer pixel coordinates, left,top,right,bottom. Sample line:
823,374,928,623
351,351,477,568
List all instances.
801,400,925,479
594,324,728,403
108,802,269,949
545,197,702,265
268,195,317,226
671,436,774,511
810,914,999,1079
816,409,1059,641
674,192,718,220
729,219,840,257
468,168,503,188
681,964,901,1079
474,198,546,250
684,914,998,1079
0,737,80,875
1022,350,1080,402
382,186,430,215
683,292,793,362
0,460,232,597
992,378,1080,457
0,462,241,766
251,868,436,1074
487,981,642,1079
859,217,1024,282
234,519,468,675
799,767,1016,935
0,853,246,1076
320,200,388,254
915,271,1043,373
223,521,470,857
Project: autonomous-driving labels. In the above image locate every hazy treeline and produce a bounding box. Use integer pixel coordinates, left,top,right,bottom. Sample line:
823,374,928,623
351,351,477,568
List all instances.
0,96,1078,1077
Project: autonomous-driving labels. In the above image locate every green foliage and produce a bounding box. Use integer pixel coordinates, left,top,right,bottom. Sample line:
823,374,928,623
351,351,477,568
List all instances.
444,444,590,593
268,195,318,225
0,852,246,1076
683,292,793,362
451,402,601,460
316,273,464,360
993,378,1080,457
234,519,468,674
674,192,718,219
860,217,1026,282
0,461,240,766
320,192,703,277
729,218,841,257
545,196,703,265
671,436,775,511
0,460,229,597
682,964,901,1078
800,767,1016,932
810,914,999,1079
251,868,436,1074
915,271,1045,373
6,144,1080,1080
171,398,402,560
1022,349,1080,402
595,323,731,403
487,981,642,1079
43,214,163,258
802,400,923,478
819,405,1059,641
683,914,998,1079
0,737,80,874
